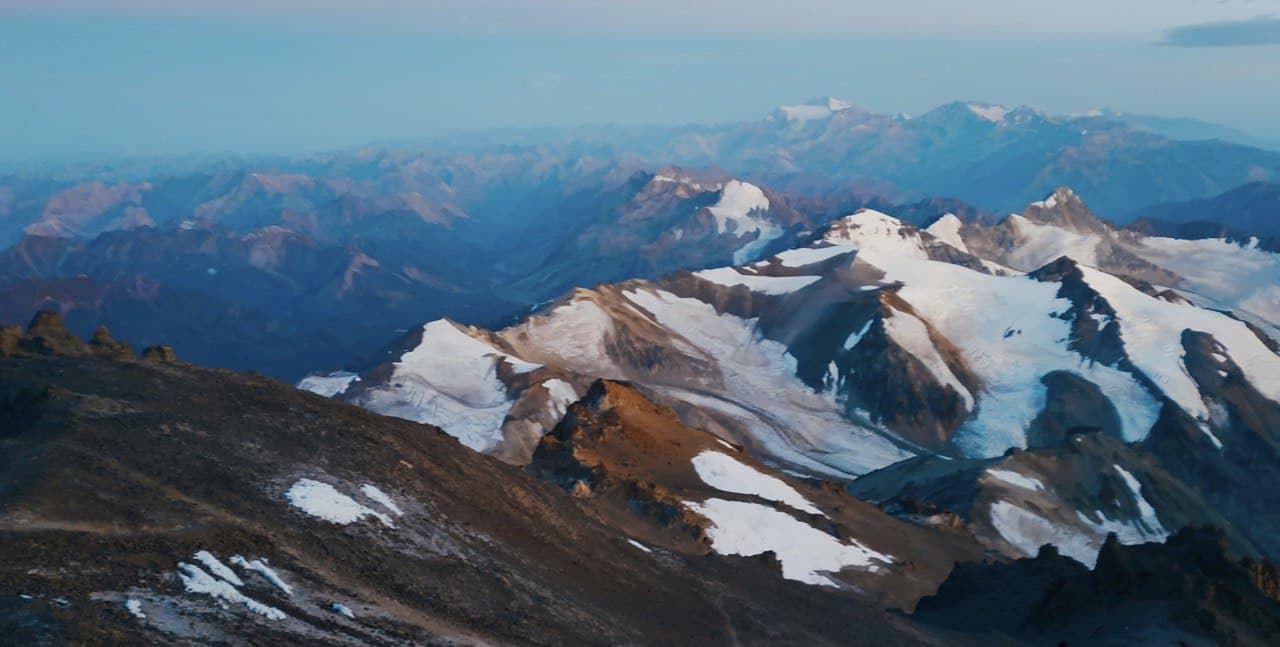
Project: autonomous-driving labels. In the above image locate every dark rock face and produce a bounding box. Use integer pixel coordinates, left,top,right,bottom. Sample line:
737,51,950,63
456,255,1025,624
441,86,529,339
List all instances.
1027,370,1124,447
914,527,1280,646
0,325,19,357
840,298,974,449
1140,331,1280,560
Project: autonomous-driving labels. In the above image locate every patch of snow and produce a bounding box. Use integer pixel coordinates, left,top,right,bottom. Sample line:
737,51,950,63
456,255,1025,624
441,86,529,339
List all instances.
1030,193,1058,209
773,244,856,268
714,437,737,451
360,484,404,517
627,539,653,553
124,599,146,619
693,267,821,295
332,603,356,619
688,498,891,586
178,563,286,621
285,479,394,528
707,180,781,265
691,450,822,515
984,469,1045,492
193,551,243,587
296,371,359,398
540,379,578,420
229,556,293,595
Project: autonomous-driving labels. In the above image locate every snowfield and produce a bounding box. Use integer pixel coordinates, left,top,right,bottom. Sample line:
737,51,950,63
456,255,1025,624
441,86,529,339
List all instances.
1079,265,1280,421
832,211,1161,455
624,287,914,477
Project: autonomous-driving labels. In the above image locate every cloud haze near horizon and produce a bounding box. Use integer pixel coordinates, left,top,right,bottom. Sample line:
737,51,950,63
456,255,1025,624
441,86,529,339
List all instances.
0,2,1277,163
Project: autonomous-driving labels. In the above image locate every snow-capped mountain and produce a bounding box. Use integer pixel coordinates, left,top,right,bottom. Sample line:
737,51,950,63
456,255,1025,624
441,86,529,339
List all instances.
308,187,1280,575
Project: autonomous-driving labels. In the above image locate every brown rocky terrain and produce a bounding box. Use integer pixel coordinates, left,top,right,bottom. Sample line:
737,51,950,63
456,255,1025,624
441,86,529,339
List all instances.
0,312,1004,646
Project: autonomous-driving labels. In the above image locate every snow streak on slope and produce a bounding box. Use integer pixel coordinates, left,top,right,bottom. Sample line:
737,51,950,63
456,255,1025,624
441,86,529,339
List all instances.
355,320,538,452
1112,466,1167,538
707,180,781,265
1078,266,1280,420
827,210,1161,455
623,288,913,477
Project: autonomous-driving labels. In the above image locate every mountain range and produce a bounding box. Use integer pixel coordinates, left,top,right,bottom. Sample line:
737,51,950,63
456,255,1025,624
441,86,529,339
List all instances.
5,98,1280,645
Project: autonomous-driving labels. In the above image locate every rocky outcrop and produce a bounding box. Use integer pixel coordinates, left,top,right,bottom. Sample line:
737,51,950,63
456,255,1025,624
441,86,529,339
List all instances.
914,527,1280,646
20,311,88,357
141,344,178,363
88,325,134,360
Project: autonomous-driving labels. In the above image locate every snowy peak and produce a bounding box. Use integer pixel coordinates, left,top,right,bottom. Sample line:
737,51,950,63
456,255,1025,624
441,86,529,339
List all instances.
822,209,991,272
1018,187,1113,236
824,209,914,242
924,213,968,253
705,180,784,265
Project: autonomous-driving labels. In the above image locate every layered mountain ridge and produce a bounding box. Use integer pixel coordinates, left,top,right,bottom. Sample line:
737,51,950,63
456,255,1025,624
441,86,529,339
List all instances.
307,187,1280,580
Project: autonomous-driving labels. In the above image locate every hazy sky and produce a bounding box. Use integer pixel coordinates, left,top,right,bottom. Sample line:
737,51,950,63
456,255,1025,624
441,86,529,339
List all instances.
1,1,1277,162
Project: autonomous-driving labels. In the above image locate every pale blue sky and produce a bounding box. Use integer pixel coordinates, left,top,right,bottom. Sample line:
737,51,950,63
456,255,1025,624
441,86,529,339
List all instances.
1,1,1277,163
